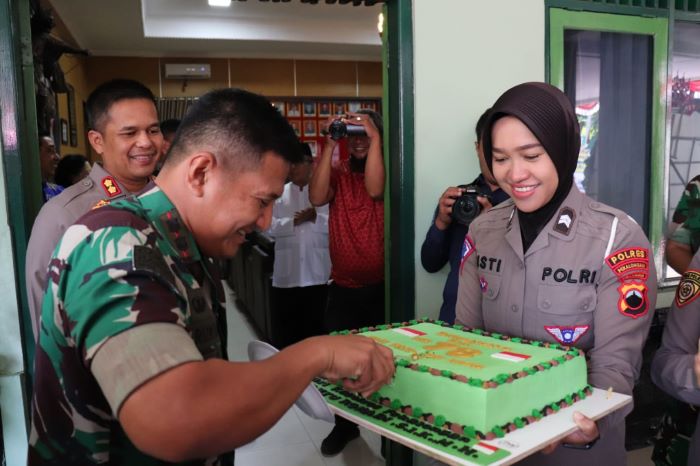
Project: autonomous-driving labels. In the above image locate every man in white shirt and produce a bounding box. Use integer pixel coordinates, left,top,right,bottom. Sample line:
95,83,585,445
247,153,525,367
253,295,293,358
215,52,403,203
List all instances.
268,143,331,348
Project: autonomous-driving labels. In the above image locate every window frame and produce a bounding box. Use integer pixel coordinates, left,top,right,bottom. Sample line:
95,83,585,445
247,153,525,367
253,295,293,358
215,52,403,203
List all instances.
547,7,670,283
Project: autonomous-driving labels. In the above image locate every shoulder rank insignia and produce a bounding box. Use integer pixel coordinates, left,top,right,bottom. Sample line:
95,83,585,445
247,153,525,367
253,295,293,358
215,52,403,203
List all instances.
544,325,589,345
553,207,575,236
101,176,122,197
91,199,110,210
675,270,700,308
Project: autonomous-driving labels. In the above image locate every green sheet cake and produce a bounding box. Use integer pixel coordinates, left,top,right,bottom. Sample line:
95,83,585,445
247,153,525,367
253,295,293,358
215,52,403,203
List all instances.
332,319,590,437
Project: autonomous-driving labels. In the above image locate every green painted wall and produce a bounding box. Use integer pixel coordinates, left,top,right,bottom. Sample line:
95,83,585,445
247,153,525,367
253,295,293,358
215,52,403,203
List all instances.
412,0,546,318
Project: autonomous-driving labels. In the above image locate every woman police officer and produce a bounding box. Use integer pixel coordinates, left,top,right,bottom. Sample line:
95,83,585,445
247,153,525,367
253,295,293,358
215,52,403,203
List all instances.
456,82,657,465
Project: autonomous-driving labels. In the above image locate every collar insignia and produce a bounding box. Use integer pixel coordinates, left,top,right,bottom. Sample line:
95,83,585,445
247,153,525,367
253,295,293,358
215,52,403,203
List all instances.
101,176,122,198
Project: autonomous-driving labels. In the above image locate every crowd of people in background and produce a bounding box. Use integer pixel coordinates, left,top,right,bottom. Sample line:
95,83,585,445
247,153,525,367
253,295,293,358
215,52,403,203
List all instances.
22,78,700,466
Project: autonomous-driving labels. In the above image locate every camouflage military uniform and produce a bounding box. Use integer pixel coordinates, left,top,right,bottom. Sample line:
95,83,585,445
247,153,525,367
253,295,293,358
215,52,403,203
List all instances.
28,184,228,465
671,175,700,253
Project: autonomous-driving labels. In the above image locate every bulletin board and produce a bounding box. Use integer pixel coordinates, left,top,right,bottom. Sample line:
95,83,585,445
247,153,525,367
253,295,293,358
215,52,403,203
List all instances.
269,97,382,162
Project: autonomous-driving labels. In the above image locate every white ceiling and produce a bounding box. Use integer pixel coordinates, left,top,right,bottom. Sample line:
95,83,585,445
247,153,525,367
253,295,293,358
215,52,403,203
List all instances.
48,0,383,61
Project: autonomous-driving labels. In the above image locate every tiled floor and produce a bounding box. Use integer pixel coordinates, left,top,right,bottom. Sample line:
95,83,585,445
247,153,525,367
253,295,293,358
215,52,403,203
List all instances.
226,286,384,466
225,286,655,466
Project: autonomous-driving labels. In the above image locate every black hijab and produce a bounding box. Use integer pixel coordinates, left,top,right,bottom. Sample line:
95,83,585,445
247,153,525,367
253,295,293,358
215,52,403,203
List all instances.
480,82,581,252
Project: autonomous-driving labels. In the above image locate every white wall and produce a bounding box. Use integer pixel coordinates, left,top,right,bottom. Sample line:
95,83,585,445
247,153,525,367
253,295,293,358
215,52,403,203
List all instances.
412,0,545,317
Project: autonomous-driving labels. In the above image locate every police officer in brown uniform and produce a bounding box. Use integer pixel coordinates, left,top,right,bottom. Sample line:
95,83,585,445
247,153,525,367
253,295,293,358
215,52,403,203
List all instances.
456,82,657,465
26,79,162,340
651,255,700,466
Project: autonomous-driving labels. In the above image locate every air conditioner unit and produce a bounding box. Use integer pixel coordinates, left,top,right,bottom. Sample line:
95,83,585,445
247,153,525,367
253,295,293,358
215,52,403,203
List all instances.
164,64,211,80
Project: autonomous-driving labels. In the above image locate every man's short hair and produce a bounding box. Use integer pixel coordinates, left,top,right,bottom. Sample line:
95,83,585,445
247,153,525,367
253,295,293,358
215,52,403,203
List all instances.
86,79,157,132
165,88,302,172
475,108,491,143
160,119,181,139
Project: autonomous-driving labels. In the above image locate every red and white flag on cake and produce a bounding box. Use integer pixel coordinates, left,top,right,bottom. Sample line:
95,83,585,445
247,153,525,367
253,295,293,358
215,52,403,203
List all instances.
490,351,531,363
392,327,426,338
473,442,498,455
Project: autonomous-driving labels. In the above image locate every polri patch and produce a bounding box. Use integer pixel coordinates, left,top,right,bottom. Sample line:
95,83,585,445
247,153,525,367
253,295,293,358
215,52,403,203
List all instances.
605,247,649,281
617,281,649,319
459,235,475,274
544,325,589,345
553,207,575,236
675,269,700,308
101,176,122,197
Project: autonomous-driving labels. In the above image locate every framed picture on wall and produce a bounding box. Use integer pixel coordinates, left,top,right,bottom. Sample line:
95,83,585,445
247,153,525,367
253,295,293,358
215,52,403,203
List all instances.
60,119,68,145
289,120,301,137
333,101,346,115
303,102,316,117
365,101,377,112
287,102,301,117
272,101,286,116
303,120,316,137
318,102,331,117
348,101,361,113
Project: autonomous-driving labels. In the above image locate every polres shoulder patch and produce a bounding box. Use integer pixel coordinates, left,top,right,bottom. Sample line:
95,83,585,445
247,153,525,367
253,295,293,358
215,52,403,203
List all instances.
675,269,700,308
605,247,649,282
459,234,475,274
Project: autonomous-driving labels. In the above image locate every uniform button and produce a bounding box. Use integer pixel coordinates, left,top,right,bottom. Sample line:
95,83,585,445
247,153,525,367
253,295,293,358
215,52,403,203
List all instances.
82,179,92,187
510,304,518,312
488,290,494,297
542,300,551,309
519,263,524,269
582,302,589,310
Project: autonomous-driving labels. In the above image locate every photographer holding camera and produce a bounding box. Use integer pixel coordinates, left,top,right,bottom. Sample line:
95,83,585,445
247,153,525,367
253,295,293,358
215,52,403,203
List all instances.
309,109,386,456
420,108,509,324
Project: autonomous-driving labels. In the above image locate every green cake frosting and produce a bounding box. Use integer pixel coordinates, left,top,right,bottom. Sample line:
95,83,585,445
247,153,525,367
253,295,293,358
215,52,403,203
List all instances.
360,321,588,434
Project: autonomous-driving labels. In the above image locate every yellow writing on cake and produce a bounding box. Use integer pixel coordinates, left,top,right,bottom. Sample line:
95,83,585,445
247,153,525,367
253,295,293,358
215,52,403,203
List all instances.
448,359,485,369
434,331,511,352
367,336,389,345
424,341,482,358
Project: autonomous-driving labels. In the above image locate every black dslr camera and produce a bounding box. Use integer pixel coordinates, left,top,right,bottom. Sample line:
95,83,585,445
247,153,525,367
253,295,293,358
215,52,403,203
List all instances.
327,117,367,141
451,185,490,226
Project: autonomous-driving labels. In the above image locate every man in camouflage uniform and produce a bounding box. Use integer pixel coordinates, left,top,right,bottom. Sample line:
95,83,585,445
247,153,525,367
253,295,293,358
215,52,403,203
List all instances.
666,175,700,274
26,79,163,341
28,88,395,466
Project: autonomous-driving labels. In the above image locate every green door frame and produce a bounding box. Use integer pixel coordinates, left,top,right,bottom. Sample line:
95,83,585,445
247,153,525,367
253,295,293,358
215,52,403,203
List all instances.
383,0,414,464
0,0,42,462
548,8,669,272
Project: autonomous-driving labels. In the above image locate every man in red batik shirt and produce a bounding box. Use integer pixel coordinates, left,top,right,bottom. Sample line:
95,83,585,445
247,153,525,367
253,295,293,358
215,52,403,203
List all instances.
310,109,385,456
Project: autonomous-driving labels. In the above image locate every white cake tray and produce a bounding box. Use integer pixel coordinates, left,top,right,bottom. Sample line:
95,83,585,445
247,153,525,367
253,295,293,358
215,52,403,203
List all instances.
331,387,631,466
247,340,335,423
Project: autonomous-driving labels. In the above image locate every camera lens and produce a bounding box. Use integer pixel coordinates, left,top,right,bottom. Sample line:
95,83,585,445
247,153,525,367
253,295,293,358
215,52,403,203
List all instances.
328,120,347,140
451,186,482,226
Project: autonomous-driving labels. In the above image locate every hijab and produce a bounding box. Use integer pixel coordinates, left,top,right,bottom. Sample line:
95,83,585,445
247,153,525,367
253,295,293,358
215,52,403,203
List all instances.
480,82,581,252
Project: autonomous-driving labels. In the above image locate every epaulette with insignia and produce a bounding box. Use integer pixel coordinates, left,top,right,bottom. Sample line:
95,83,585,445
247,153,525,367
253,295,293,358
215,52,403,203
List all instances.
101,176,122,197
91,199,110,210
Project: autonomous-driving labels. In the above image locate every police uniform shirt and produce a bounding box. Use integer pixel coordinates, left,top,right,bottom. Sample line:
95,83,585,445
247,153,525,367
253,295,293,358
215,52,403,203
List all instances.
29,184,225,465
25,163,131,340
456,184,657,465
651,253,700,466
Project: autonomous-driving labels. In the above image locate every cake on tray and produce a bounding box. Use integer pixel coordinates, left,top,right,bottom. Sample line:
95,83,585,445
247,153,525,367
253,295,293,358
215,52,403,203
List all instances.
329,319,590,439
